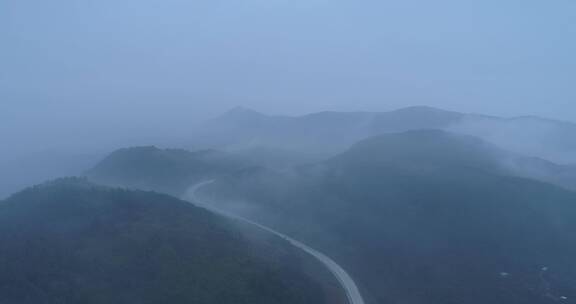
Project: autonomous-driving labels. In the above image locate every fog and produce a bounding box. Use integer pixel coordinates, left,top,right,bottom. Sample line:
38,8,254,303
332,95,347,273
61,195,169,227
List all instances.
5,2,576,304
2,0,576,197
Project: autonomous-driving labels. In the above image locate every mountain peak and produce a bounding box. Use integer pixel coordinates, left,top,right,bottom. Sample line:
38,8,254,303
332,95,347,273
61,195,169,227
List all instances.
208,106,268,128
224,106,264,117
334,130,504,172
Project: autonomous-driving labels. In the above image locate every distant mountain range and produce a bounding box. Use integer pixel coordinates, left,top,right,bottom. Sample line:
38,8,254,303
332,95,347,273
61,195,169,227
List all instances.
0,178,329,304
3,105,576,199
89,126,576,198
193,106,576,165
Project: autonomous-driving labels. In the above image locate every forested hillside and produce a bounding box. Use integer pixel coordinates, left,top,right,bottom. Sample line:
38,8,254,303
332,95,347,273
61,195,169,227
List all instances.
0,178,326,304
202,131,576,304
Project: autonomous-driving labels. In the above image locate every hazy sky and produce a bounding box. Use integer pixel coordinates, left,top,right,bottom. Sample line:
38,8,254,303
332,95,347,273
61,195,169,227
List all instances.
1,0,575,155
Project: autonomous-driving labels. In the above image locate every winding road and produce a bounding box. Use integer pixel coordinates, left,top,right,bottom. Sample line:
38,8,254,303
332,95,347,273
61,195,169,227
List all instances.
187,180,366,304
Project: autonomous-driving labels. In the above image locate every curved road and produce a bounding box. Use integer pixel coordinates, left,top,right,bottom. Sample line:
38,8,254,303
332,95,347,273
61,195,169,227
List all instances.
187,180,366,304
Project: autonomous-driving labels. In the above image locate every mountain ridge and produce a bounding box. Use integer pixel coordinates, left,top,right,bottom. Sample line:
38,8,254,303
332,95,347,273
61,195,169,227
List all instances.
195,106,576,164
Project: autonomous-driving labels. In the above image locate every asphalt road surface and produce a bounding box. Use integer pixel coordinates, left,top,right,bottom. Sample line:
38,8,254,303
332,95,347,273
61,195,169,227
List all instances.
188,180,366,304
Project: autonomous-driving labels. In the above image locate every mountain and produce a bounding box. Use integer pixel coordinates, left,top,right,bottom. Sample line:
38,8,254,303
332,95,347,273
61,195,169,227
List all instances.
201,130,576,304
330,129,504,173
0,178,329,304
193,106,464,157
331,130,576,191
86,146,249,196
194,106,576,165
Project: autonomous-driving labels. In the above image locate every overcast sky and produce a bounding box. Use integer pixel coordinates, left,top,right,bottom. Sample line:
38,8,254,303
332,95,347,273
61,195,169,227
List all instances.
1,0,575,156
